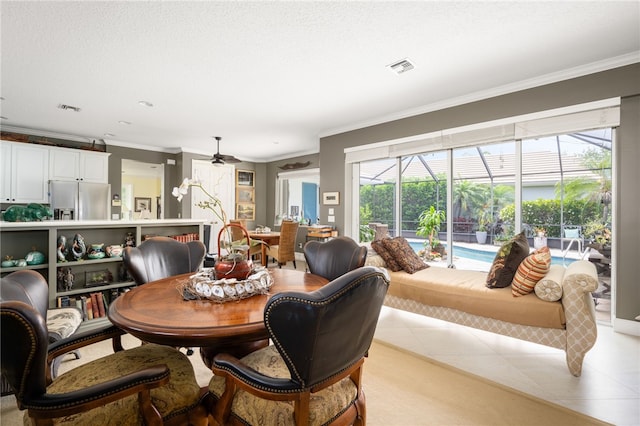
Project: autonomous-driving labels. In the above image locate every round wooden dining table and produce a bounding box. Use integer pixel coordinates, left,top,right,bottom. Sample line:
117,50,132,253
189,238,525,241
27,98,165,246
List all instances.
108,268,327,366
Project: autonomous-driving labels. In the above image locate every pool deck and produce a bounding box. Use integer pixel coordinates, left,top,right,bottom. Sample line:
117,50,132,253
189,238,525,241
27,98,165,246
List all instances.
411,240,587,271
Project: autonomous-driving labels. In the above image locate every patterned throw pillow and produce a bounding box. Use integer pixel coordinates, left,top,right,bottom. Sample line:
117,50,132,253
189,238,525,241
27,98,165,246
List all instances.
486,231,530,288
512,246,551,297
371,239,402,272
534,264,565,302
381,236,429,274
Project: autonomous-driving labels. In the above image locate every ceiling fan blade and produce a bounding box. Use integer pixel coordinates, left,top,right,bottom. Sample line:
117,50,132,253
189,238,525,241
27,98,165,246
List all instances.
220,154,241,163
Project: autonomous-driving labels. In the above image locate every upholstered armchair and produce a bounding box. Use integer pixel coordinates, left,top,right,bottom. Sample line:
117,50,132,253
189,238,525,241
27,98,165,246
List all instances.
266,220,299,268
123,236,205,285
208,266,390,425
303,236,367,281
1,298,208,425
0,270,124,384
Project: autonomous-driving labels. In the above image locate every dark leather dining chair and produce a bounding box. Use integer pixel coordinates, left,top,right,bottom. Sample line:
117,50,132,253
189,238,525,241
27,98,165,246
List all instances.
303,236,368,281
0,270,124,384
1,299,208,425
123,236,206,285
208,266,390,426
123,236,205,356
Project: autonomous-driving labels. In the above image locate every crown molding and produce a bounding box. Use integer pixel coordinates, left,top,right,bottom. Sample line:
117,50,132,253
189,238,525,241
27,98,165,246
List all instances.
320,52,640,138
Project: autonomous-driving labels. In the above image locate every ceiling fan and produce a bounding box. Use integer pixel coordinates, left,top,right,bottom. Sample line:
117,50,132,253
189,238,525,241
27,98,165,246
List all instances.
209,136,241,165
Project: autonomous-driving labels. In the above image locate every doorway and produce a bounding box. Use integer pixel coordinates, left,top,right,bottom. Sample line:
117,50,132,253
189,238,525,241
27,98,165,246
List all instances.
121,159,164,220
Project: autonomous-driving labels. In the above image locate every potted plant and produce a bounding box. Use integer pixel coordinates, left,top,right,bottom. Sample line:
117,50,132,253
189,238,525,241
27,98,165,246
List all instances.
416,206,446,257
533,227,547,249
583,220,612,257
475,212,490,244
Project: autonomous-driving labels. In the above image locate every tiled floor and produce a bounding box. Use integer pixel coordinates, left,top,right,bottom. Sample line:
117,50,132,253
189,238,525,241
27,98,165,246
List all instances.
374,306,640,426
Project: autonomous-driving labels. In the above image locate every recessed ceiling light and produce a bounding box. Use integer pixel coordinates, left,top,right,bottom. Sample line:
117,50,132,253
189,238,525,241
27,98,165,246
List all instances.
118,121,131,125
0,116,7,120
387,58,415,75
104,133,115,137
138,101,153,107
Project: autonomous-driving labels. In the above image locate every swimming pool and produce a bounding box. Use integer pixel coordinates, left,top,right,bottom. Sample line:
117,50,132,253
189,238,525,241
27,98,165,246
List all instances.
408,241,571,265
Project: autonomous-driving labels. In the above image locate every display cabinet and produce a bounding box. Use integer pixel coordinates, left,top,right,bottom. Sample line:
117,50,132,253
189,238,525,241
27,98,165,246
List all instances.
1,219,204,324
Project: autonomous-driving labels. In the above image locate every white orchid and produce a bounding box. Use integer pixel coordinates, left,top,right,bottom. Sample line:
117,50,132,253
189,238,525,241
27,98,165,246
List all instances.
171,177,192,202
172,177,227,225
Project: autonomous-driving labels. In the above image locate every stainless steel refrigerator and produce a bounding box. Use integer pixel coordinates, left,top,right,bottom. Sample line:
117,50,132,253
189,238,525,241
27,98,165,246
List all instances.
49,181,111,220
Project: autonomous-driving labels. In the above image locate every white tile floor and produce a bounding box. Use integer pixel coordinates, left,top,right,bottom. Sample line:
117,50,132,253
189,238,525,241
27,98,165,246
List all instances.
374,306,640,426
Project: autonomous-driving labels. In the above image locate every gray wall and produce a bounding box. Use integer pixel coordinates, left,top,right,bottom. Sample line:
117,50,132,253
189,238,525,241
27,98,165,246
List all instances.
317,63,640,324
616,95,640,323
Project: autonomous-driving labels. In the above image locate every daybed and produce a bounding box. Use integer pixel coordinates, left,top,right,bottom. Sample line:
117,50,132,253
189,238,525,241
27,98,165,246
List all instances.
366,250,599,377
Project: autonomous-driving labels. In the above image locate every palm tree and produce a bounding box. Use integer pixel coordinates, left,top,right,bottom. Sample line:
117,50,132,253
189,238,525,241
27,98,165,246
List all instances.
453,180,485,218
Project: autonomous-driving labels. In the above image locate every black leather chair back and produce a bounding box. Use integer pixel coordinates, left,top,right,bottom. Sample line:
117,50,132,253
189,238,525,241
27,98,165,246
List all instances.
264,266,389,388
123,236,205,284
303,236,367,281
0,270,48,318
1,301,49,404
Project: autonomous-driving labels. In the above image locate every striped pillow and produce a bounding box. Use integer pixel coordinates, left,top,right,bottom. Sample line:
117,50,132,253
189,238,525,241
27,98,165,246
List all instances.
512,246,551,297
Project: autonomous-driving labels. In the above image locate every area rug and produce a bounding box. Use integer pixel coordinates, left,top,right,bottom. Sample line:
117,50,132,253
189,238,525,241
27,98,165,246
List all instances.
0,335,610,426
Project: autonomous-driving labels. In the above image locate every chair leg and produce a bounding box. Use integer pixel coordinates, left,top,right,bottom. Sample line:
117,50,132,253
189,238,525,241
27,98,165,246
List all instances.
293,260,297,269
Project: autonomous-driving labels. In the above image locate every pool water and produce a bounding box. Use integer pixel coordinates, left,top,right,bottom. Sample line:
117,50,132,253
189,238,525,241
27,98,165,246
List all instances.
409,241,571,265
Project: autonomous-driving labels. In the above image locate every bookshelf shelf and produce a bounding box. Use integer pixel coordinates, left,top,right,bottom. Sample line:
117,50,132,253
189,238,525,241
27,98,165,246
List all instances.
1,219,204,323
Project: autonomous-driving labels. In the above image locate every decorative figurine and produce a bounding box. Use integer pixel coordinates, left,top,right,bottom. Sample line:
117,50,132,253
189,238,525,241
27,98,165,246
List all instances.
57,235,68,262
124,232,136,248
63,268,74,291
71,234,86,260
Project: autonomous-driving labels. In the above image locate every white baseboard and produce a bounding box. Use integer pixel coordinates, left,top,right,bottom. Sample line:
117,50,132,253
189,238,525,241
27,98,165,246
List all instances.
613,317,640,336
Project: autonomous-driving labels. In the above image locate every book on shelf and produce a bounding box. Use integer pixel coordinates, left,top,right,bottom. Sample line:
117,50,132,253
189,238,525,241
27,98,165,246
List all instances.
80,295,93,320
57,296,70,308
91,292,106,318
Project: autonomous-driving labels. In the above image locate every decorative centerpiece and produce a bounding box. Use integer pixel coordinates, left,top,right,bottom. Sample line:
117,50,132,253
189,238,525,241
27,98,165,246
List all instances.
181,267,273,303
173,177,261,280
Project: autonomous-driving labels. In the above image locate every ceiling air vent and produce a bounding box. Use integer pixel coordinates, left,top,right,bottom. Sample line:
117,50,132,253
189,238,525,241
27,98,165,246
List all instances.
387,58,415,75
58,104,81,112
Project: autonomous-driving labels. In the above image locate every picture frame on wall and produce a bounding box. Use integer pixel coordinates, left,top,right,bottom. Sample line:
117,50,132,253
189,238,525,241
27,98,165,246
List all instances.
236,187,255,203
322,191,340,205
236,203,255,220
134,197,152,212
236,170,255,187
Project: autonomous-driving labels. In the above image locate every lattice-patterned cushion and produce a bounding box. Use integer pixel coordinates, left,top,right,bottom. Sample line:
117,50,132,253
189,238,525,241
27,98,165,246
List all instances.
486,232,529,288
43,344,201,425
46,308,83,342
381,237,429,274
209,345,357,425
512,246,551,297
535,264,565,302
371,239,402,272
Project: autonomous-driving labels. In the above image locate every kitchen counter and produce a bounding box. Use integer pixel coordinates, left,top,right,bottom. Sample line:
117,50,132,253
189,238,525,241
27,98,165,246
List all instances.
0,218,207,230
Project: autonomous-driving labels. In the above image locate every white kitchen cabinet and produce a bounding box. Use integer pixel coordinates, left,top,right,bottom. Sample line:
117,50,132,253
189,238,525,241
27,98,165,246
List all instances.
1,141,49,203
49,148,109,183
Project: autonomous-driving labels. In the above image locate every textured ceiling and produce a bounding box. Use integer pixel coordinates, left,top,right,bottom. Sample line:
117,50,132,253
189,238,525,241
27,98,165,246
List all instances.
1,1,638,162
